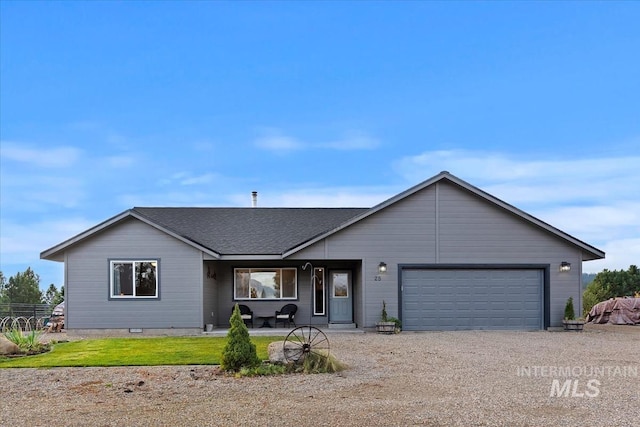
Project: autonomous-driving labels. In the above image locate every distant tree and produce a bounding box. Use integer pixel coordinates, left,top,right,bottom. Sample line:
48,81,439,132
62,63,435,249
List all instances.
581,273,597,290
1,268,43,304
583,265,640,316
44,284,64,306
53,285,65,306
0,271,7,303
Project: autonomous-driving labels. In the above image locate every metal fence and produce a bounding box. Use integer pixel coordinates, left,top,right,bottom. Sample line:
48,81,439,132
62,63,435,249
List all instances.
0,303,54,332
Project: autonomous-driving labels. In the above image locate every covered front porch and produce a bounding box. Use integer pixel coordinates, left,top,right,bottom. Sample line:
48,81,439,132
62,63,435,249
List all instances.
202,260,363,330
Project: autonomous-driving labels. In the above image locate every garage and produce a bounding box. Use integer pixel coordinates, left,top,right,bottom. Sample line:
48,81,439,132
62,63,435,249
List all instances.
401,267,546,331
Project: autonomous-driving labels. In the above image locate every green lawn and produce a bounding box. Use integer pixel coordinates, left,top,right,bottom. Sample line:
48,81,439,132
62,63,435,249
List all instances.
0,336,283,368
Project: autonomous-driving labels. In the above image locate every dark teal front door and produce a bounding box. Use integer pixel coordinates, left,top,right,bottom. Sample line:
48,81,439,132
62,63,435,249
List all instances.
329,270,352,323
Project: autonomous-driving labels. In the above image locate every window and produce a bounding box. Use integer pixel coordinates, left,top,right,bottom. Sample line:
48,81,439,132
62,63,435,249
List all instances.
111,260,158,298
332,272,349,298
313,267,325,315
234,268,297,300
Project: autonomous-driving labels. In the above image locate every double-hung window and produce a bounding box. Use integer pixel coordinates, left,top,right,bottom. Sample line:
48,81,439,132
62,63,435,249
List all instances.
110,260,159,298
234,268,297,300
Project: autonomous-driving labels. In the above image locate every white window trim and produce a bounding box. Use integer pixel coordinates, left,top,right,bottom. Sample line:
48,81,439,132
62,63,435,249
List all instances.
234,267,298,300
110,259,159,299
313,267,325,316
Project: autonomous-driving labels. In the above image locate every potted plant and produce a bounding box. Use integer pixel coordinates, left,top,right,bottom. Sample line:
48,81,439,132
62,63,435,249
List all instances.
387,316,402,333
376,301,397,334
562,297,585,331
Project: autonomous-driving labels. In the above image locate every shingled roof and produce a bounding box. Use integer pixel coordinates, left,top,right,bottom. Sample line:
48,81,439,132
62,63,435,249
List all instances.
132,207,368,255
40,172,604,262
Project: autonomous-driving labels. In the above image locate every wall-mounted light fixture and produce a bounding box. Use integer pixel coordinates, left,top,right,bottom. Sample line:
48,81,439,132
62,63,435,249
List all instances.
559,262,571,272
378,262,387,274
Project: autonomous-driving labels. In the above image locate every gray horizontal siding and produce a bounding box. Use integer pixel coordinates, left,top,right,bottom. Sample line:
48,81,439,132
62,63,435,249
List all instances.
291,181,583,328
66,218,202,329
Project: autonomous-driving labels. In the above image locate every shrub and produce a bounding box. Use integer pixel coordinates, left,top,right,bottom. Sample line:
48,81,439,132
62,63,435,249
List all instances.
221,304,260,372
3,328,48,353
582,265,640,316
300,350,346,374
381,300,388,322
237,362,289,377
387,316,402,332
564,297,576,320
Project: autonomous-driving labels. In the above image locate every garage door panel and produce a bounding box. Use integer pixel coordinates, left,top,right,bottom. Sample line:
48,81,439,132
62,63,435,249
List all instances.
402,268,542,331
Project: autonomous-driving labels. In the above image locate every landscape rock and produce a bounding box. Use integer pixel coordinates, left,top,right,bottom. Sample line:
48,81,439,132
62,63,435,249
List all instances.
0,335,20,355
267,341,286,363
267,340,300,363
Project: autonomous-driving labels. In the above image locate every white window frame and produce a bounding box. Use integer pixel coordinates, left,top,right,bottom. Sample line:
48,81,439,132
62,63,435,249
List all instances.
110,260,159,299
234,268,297,300
313,267,325,316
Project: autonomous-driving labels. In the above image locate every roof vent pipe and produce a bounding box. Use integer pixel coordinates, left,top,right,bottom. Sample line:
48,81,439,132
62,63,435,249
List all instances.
251,191,258,208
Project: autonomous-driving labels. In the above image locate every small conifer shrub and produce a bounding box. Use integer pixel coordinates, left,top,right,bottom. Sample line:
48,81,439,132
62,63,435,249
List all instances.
564,297,576,320
221,304,260,372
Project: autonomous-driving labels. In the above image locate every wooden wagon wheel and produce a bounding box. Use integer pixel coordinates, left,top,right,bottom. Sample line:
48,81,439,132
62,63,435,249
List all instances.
283,326,330,364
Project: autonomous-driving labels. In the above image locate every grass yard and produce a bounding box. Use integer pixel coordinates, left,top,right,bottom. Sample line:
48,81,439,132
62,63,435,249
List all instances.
0,336,283,368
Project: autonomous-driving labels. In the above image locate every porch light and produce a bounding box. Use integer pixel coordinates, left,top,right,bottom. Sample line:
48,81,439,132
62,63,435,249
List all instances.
378,262,387,274
559,262,571,272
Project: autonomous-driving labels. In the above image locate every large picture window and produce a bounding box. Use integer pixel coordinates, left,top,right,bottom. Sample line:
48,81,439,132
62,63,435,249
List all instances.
234,268,297,300
111,260,158,298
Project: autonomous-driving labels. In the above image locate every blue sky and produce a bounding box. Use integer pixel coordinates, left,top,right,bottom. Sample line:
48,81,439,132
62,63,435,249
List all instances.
1,1,639,290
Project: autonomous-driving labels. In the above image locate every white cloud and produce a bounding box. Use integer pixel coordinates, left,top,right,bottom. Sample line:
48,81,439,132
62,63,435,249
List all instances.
228,186,394,208
0,173,85,210
394,149,640,194
254,134,303,151
0,217,96,265
253,129,380,152
0,142,81,168
0,217,97,288
106,155,135,168
181,173,217,185
320,132,380,150
583,238,640,273
393,149,640,272
158,172,219,187
531,203,640,242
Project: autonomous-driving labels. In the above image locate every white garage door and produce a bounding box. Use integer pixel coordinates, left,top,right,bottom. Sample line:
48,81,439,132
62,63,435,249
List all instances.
401,268,543,331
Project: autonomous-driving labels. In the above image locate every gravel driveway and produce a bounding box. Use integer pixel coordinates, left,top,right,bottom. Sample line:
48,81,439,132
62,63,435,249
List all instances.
2,325,638,426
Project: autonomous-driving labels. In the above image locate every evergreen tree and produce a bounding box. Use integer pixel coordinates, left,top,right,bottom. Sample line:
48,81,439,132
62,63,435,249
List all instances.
1,268,43,304
0,271,7,303
221,304,260,372
583,265,640,316
564,297,576,320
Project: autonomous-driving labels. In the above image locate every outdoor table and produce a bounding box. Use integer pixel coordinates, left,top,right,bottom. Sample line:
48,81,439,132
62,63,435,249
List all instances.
256,315,274,328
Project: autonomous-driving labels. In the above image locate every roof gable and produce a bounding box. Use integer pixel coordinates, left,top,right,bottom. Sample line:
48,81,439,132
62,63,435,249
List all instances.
41,207,367,260
41,172,604,262
283,171,605,260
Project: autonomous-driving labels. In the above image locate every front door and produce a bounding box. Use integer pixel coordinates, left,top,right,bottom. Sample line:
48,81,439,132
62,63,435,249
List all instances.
329,270,352,323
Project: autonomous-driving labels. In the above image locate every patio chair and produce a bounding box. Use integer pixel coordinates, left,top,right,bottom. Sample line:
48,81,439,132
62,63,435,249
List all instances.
236,304,254,328
275,303,297,328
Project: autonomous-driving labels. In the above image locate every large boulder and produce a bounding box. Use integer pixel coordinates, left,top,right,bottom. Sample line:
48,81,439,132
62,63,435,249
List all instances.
268,341,286,363
0,336,20,355
268,340,301,363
